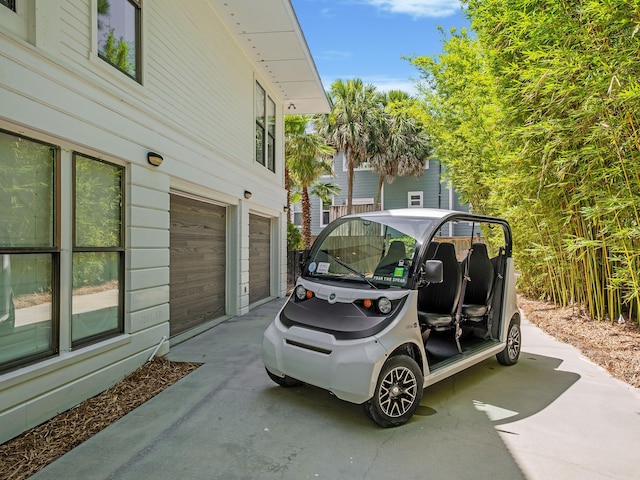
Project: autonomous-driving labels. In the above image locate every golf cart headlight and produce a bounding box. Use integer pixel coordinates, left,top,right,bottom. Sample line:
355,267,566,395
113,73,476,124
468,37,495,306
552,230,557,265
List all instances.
294,285,313,301
294,285,307,301
377,297,392,314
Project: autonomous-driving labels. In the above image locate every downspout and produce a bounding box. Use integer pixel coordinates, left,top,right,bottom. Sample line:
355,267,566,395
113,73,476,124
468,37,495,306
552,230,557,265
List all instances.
147,336,167,362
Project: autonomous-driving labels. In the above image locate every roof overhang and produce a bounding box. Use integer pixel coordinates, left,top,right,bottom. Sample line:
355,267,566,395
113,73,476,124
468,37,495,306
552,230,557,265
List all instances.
210,0,331,114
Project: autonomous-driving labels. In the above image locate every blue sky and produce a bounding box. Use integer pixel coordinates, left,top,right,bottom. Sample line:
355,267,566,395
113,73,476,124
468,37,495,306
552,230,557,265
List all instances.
291,0,470,95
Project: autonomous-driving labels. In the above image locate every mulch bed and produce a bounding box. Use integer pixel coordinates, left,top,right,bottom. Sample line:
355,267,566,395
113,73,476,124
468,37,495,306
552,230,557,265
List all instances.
0,357,200,480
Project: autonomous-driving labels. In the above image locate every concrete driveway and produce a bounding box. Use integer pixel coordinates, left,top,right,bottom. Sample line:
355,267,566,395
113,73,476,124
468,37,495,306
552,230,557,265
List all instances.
33,298,640,480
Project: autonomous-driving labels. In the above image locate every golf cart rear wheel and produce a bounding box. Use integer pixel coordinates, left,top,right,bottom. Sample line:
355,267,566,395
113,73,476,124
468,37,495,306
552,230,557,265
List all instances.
363,355,423,428
496,316,521,366
265,368,303,387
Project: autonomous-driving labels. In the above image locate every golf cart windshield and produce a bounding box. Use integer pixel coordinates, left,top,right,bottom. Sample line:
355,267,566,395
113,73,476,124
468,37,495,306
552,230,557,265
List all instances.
305,216,435,288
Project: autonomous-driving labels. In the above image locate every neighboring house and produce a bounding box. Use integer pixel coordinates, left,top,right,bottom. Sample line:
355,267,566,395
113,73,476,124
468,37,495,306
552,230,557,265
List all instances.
0,0,329,443
292,152,471,238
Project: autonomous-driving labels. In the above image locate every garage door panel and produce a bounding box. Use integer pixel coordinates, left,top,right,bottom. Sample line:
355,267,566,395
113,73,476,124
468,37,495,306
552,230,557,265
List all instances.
249,214,271,304
170,195,226,336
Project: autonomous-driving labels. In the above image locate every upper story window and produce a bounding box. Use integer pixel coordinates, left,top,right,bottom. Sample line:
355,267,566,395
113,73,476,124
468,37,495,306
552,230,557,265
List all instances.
97,0,141,82
291,203,302,227
1,0,15,11
255,81,276,173
408,191,423,208
320,199,332,227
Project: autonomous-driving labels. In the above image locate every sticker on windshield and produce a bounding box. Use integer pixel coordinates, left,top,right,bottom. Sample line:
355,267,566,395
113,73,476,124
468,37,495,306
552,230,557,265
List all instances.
308,262,317,273
393,267,405,277
316,262,330,274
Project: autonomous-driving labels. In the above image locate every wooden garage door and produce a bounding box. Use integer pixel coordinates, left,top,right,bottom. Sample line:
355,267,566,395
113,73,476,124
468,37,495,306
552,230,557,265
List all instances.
170,195,226,336
249,214,271,304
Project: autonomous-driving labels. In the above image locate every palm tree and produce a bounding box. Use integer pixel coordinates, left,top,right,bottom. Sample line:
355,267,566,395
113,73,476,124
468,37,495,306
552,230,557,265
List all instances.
285,115,337,249
316,78,379,214
368,91,433,208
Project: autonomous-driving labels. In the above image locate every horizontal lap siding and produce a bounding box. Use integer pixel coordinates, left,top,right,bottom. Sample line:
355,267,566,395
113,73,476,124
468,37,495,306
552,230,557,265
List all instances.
145,1,252,165
249,214,270,304
170,195,226,336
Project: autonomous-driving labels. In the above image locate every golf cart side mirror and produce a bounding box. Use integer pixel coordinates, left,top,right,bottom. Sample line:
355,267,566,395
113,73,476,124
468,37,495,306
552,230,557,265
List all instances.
422,259,443,284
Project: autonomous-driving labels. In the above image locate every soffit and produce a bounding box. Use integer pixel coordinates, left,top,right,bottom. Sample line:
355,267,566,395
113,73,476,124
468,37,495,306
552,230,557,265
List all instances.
210,0,331,114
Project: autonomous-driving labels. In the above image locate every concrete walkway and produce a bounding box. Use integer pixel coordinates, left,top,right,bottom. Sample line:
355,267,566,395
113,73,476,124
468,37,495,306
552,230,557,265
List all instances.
32,298,640,479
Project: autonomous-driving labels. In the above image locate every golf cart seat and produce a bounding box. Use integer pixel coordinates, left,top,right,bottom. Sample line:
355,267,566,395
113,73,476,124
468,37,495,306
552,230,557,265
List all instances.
417,242,462,330
374,240,406,275
461,243,494,319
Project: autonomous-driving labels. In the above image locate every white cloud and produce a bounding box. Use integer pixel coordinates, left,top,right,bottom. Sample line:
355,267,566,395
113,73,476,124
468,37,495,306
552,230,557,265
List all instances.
364,0,461,18
366,76,419,95
316,50,354,62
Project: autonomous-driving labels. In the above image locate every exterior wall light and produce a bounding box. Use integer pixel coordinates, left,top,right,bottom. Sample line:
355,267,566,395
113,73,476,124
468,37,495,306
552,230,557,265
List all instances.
244,190,252,199
147,152,163,166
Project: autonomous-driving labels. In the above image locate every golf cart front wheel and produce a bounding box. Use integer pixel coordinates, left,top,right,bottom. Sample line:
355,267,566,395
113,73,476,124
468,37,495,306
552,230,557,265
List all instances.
363,355,423,428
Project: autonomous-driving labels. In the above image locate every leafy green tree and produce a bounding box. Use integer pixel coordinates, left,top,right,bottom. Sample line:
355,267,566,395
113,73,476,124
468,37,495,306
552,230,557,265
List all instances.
408,27,506,215
467,0,640,322
412,1,640,322
287,221,303,251
285,115,338,249
316,79,379,214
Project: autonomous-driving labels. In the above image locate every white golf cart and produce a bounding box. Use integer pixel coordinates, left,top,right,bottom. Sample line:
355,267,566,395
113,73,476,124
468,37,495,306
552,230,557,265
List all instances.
262,209,521,427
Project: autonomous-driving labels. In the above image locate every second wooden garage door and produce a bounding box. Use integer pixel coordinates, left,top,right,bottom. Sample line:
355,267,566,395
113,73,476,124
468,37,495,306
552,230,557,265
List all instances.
170,195,226,336
249,214,271,304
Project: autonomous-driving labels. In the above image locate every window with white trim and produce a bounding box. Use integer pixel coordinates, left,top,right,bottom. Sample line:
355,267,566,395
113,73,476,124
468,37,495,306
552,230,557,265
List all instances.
72,154,124,346
408,191,423,208
0,129,125,373
292,203,302,227
97,0,141,82
0,130,57,372
320,199,332,226
255,81,276,172
1,0,16,11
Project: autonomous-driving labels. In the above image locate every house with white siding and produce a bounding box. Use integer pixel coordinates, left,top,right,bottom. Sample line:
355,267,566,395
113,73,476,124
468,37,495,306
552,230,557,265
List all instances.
0,0,329,444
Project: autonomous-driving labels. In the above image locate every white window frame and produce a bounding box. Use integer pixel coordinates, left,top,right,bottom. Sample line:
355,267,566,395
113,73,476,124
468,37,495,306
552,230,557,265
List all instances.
95,0,143,83
291,202,302,227
0,0,28,40
408,191,423,208
320,197,333,227
255,80,276,173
